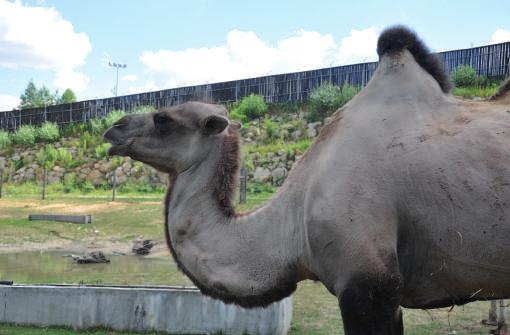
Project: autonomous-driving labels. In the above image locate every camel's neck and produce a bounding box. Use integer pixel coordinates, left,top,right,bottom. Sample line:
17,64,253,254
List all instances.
164,131,308,307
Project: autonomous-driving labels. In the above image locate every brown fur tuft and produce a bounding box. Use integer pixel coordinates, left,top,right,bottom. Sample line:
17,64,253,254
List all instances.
211,127,241,217
489,77,510,101
377,25,452,93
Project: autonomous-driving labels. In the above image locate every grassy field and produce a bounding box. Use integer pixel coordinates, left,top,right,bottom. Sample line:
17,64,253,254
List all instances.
0,194,498,335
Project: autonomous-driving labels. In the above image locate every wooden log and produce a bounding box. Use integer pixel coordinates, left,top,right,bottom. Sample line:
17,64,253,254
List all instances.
28,214,92,224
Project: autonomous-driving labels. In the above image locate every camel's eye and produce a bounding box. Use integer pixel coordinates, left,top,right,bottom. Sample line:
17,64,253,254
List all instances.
153,113,174,132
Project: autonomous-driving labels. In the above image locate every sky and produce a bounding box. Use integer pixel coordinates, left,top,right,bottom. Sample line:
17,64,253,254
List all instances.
1,0,510,110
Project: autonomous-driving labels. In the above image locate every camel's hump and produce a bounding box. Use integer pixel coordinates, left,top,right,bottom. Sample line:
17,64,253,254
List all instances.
377,25,452,93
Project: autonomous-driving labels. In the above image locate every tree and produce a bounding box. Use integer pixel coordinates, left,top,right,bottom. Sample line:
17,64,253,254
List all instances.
60,88,77,104
19,80,59,109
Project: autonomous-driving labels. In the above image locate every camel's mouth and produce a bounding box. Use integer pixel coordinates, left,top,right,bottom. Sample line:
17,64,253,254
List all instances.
103,128,132,157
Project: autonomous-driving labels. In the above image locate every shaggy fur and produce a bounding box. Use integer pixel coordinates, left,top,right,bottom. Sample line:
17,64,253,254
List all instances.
211,127,241,217
490,77,510,100
377,25,452,93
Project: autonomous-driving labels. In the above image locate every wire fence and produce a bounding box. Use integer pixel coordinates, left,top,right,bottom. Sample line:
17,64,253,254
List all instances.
1,41,509,131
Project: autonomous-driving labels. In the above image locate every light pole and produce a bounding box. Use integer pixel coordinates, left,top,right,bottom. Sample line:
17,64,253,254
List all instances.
108,62,127,96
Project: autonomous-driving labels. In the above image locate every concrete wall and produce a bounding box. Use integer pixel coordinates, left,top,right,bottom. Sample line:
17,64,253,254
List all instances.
0,284,292,335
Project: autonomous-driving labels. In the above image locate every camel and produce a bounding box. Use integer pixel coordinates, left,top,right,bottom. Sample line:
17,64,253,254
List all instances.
104,26,510,335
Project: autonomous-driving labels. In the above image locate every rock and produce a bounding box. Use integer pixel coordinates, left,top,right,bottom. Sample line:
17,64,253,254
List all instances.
291,129,303,140
98,161,111,173
0,157,6,169
272,167,288,186
254,167,271,183
132,240,155,255
81,167,91,175
87,170,103,186
324,117,333,125
307,127,317,138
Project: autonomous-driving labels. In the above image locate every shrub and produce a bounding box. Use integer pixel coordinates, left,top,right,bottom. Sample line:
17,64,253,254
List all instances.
451,65,478,87
56,147,73,168
37,144,58,169
89,118,104,136
80,131,91,151
79,180,95,193
308,83,359,122
37,122,59,142
0,131,11,149
104,110,127,129
11,125,37,146
231,94,267,121
264,118,278,140
95,143,111,160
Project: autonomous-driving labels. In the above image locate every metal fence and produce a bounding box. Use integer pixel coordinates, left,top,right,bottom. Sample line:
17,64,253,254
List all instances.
1,41,509,131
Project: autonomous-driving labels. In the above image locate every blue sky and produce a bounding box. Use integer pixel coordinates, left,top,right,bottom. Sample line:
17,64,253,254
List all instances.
1,0,509,110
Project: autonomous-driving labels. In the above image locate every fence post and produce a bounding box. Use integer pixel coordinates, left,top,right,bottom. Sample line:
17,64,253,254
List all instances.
0,169,3,198
111,169,117,202
239,166,247,204
42,167,47,200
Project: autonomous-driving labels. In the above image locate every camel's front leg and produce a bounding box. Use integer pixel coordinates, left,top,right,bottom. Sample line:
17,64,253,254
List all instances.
339,277,403,335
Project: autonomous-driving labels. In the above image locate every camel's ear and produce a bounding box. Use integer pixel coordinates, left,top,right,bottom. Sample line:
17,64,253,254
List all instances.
203,115,229,135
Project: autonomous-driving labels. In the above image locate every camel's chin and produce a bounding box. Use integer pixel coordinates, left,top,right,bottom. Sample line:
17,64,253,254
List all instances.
108,145,129,157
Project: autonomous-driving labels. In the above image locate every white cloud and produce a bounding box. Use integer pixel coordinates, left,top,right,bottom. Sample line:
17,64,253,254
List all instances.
0,94,20,110
336,27,379,65
53,68,89,92
122,74,137,82
0,0,91,90
490,29,510,44
139,27,379,89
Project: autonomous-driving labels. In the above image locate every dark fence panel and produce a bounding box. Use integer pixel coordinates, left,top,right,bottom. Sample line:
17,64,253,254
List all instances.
1,42,509,131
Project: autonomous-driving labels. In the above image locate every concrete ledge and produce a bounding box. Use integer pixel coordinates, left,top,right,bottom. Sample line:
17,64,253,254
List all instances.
0,284,292,335
28,214,92,224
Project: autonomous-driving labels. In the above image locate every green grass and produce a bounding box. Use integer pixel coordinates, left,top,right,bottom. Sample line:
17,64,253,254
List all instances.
452,84,499,98
0,193,499,335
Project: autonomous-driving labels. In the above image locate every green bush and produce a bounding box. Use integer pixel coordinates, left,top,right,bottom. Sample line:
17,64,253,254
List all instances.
11,125,37,146
56,147,73,168
79,180,95,193
95,143,111,160
451,65,478,87
264,118,278,140
89,119,104,136
104,110,127,129
0,131,11,149
37,122,59,142
37,144,58,169
231,94,267,121
308,83,359,122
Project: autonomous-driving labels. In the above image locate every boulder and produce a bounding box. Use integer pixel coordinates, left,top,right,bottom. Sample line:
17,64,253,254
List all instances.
272,167,288,186
254,167,271,183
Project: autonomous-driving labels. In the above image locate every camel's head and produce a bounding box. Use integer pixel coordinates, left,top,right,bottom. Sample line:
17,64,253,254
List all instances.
103,101,239,173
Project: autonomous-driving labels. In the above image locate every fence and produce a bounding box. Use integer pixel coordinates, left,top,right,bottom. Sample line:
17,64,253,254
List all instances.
1,42,509,131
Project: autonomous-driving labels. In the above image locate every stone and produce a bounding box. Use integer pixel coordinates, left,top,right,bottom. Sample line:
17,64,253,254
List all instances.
307,127,317,138
87,170,104,186
254,167,271,183
291,129,303,140
272,167,288,186
98,162,111,173
0,157,6,169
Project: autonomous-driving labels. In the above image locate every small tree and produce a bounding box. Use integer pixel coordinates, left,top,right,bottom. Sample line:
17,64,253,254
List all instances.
19,80,58,109
230,94,268,122
60,88,77,104
307,83,360,122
